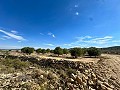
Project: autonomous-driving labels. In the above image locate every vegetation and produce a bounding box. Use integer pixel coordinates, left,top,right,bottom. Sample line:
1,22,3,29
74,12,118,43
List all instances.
21,47,34,55
101,46,120,54
36,48,42,54
46,49,50,53
54,47,63,56
41,49,46,54
87,47,101,57
63,48,69,55
70,48,84,58
20,46,102,58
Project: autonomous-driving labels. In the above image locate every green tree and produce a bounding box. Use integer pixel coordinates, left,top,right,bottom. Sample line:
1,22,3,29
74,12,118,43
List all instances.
54,47,63,56
87,47,101,57
36,48,42,54
46,48,50,53
21,47,34,55
70,47,84,58
41,49,46,54
63,48,69,55
50,50,54,53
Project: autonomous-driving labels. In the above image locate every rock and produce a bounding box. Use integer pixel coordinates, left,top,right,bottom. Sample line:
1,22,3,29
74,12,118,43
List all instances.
40,75,44,79
97,75,105,82
110,76,116,80
91,72,96,79
50,84,54,89
71,73,76,80
70,78,74,82
88,80,94,85
76,76,82,84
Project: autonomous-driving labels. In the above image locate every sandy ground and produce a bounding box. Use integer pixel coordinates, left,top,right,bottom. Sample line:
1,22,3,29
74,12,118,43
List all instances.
101,54,120,81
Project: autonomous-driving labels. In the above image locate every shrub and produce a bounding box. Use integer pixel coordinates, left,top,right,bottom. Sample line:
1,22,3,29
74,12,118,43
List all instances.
50,50,54,53
70,47,84,58
54,47,63,56
41,49,46,54
63,48,69,55
2,59,30,69
36,48,42,54
87,47,101,57
21,47,34,55
46,49,50,53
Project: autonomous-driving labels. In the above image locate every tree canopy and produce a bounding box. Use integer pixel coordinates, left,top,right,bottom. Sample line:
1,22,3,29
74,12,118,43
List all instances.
70,48,84,58
87,47,101,57
54,47,63,56
21,47,34,55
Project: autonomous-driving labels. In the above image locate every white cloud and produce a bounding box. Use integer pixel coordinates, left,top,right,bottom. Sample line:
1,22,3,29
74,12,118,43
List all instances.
0,29,26,41
75,12,79,15
40,33,44,35
44,44,54,46
76,36,113,44
18,41,22,43
52,34,55,38
0,45,22,49
2,35,11,39
0,38,5,40
75,5,78,7
63,36,118,48
11,30,18,34
48,32,56,38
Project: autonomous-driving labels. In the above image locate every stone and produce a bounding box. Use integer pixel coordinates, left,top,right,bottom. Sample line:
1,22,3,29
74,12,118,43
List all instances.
71,73,76,80
76,76,82,84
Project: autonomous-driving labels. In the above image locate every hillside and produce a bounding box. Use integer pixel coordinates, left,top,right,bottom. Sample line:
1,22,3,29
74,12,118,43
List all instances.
101,46,120,54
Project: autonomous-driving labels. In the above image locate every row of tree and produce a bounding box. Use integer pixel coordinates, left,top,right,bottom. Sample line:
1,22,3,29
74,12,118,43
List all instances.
21,47,101,58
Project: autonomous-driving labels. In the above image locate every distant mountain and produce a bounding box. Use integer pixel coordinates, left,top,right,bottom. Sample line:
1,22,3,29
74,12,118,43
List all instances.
101,46,120,54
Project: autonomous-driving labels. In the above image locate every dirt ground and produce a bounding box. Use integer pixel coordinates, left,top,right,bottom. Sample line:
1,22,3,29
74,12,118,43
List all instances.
101,54,120,81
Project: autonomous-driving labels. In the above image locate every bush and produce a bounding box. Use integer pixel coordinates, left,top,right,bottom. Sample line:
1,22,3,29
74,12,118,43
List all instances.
87,47,101,57
70,48,84,58
1,59,30,69
46,49,50,53
63,48,69,55
36,48,42,54
54,47,63,56
41,49,46,54
50,50,54,53
21,47,34,55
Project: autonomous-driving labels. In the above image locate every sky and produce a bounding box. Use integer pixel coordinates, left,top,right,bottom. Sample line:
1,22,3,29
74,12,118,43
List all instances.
0,0,120,49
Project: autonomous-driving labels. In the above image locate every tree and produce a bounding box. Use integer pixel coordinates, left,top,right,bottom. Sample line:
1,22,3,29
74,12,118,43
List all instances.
70,48,84,58
54,47,63,56
36,48,42,54
41,49,46,54
50,50,54,53
46,48,50,53
87,47,101,57
21,47,34,55
63,48,69,55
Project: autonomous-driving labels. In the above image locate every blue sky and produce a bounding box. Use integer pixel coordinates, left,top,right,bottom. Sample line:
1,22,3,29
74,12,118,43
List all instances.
0,0,120,49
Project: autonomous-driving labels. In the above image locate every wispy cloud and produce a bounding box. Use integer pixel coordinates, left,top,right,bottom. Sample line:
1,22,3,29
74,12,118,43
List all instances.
63,36,120,48
44,43,54,46
11,30,18,34
0,45,22,49
0,38,5,40
0,29,25,41
2,35,11,39
75,5,78,8
48,32,56,38
40,33,44,35
76,36,113,44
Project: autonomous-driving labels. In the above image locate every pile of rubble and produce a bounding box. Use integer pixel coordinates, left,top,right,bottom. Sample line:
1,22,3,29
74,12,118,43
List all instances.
0,56,120,90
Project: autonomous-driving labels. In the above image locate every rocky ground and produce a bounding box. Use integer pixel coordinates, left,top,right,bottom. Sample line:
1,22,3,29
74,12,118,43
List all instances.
0,54,120,90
